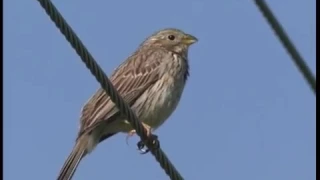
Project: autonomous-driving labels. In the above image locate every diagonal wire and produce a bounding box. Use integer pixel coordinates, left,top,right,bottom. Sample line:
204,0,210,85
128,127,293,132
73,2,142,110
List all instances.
36,0,184,179
254,0,316,95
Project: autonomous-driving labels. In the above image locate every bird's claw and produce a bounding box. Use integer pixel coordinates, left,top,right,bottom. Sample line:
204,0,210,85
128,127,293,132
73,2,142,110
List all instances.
137,141,149,154
137,134,159,154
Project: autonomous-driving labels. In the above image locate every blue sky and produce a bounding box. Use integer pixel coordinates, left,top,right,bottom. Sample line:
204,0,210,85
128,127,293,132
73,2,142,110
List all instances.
4,0,315,180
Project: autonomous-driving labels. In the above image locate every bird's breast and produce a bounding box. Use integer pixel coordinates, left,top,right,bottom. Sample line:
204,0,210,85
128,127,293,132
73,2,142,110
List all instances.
134,56,188,130
139,75,185,130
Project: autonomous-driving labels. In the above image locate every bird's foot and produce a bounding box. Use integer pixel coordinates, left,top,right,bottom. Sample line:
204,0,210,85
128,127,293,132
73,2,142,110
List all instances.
126,123,160,154
125,130,136,146
137,134,159,154
136,123,159,154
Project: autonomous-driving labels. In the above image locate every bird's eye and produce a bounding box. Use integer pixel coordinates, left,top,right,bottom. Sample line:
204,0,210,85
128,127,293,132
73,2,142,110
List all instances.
168,35,175,40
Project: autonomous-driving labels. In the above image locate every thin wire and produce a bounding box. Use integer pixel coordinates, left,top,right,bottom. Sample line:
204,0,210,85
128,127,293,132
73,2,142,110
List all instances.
36,0,184,179
254,0,316,95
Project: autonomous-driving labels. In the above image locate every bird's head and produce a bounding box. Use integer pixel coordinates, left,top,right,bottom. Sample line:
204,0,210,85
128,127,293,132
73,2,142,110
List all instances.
142,28,198,55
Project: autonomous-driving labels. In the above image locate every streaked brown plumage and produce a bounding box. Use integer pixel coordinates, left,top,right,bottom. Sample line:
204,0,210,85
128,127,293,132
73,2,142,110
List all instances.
57,28,198,180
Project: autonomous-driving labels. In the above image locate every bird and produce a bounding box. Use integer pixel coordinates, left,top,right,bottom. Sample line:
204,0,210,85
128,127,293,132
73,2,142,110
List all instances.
57,28,198,180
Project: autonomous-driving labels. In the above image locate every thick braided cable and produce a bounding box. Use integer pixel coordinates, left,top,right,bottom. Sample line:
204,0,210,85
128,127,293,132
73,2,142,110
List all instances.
254,0,316,95
36,0,184,179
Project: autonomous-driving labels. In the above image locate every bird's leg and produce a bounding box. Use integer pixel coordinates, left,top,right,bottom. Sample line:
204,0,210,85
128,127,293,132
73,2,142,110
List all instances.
126,122,151,139
125,122,150,144
125,122,149,146
125,129,137,145
125,122,159,154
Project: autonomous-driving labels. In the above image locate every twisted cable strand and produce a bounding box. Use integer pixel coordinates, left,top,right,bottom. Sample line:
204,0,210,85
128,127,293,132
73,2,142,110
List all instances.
254,0,316,95
36,0,184,179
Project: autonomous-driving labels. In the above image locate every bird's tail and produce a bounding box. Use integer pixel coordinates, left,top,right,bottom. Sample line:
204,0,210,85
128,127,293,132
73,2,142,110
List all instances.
57,136,90,180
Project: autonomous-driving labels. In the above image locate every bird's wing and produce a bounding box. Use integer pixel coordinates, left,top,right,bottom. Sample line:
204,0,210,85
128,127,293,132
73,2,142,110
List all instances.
78,49,164,136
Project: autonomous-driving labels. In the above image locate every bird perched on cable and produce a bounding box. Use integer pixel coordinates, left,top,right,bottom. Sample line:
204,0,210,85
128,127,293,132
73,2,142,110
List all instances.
57,28,198,180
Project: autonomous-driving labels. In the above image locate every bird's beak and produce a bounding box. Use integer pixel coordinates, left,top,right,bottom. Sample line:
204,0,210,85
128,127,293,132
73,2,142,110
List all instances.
182,34,198,45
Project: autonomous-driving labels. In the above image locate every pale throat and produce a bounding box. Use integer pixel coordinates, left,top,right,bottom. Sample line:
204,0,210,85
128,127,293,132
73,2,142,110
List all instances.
171,45,188,58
